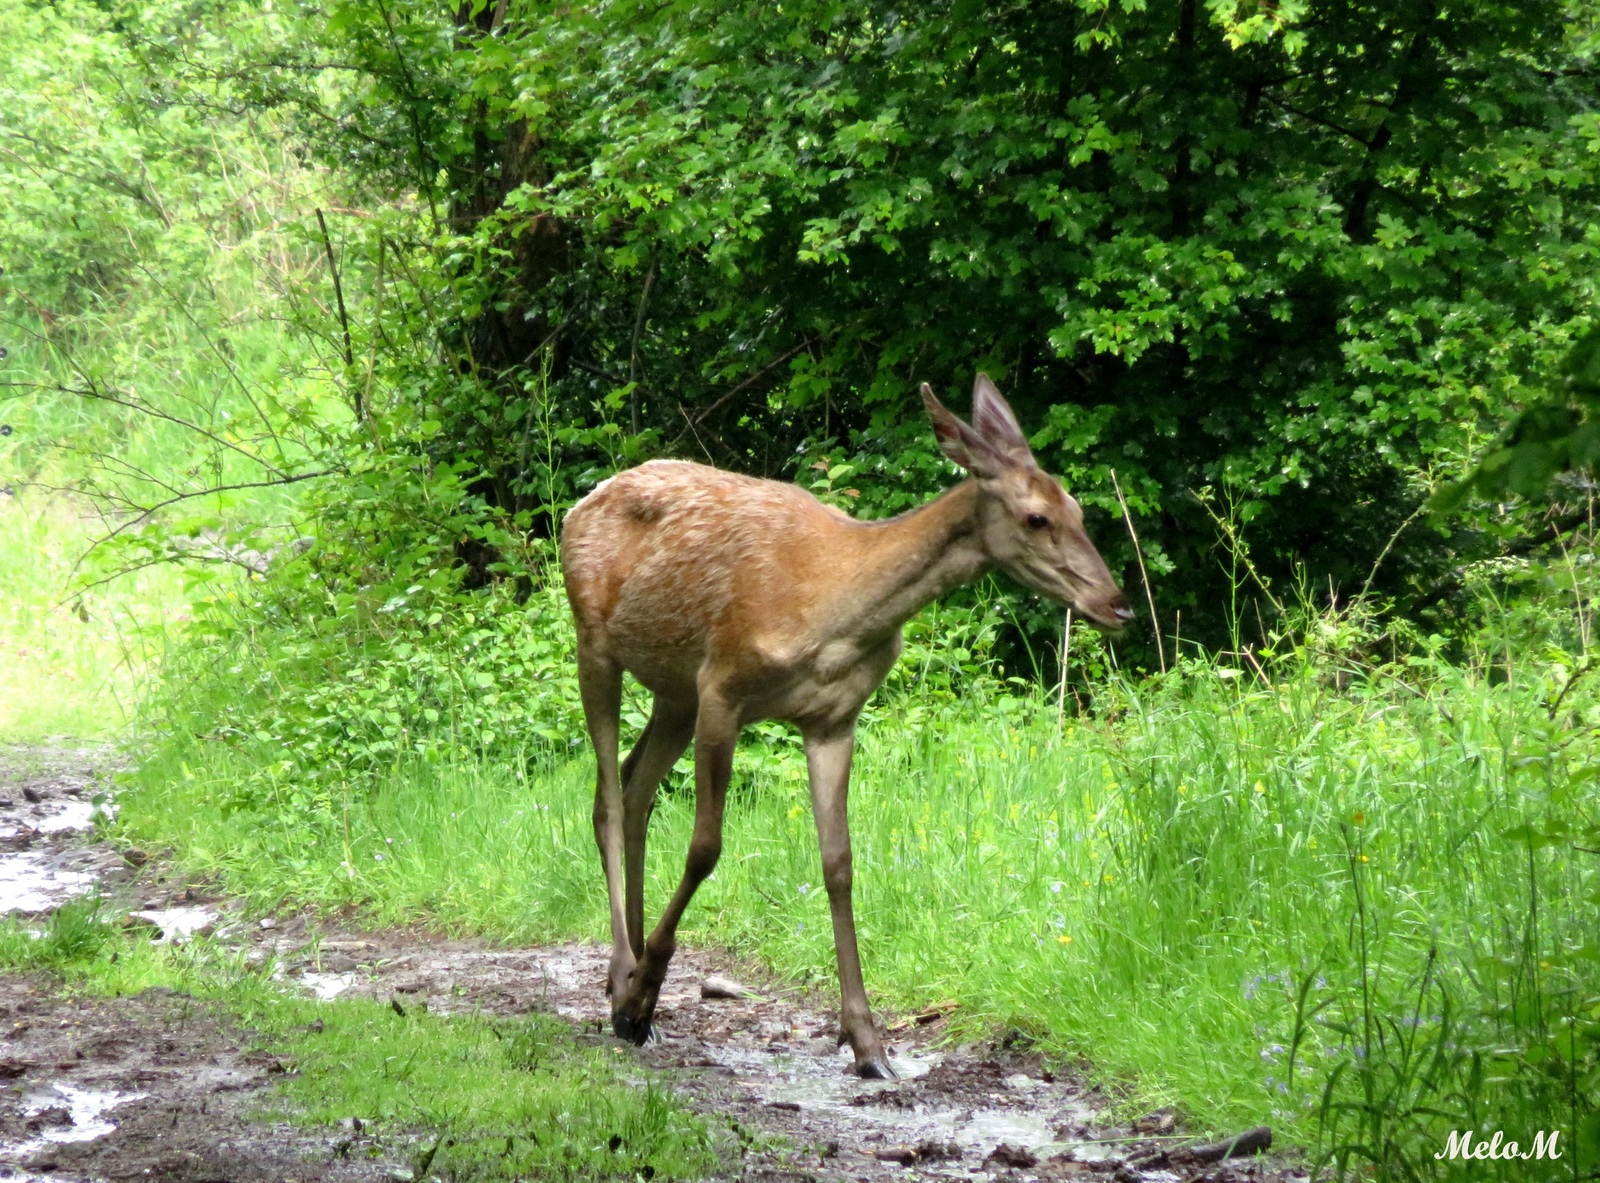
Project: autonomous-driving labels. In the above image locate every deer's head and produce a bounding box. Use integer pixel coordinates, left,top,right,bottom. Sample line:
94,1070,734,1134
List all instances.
921,374,1134,631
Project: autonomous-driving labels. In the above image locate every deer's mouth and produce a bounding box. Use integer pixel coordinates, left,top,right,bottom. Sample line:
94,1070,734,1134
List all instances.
1068,589,1135,633
1081,602,1135,632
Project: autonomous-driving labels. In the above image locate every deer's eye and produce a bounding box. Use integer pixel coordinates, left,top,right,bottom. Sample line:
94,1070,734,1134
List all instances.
1026,513,1049,530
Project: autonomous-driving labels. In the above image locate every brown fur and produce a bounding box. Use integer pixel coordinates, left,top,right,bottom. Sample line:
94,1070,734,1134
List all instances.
560,376,1130,1077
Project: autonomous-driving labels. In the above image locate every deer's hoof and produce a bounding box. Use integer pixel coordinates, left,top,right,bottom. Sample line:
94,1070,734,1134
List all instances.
855,1052,897,1080
612,1011,653,1046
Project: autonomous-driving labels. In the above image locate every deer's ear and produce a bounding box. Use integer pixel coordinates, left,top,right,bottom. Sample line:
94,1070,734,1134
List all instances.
922,382,1008,478
970,373,1032,461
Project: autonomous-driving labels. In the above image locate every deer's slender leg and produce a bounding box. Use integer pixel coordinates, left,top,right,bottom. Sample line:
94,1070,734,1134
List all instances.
621,697,697,958
804,725,893,1079
612,697,736,1045
578,653,632,1003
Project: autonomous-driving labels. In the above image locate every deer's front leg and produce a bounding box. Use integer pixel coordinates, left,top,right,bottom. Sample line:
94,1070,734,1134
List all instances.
613,699,736,1045
804,726,894,1080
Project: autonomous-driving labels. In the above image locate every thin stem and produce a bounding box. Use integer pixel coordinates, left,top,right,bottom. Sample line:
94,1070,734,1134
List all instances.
1111,469,1165,673
627,259,657,438
315,208,358,421
1057,608,1073,728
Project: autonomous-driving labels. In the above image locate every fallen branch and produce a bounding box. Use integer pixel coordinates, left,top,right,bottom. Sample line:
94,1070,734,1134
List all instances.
1128,1125,1273,1170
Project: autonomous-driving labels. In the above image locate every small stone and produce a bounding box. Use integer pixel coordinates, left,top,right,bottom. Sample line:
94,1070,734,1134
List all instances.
122,848,149,868
0,800,14,808
700,975,762,1001
27,1106,70,1130
985,1143,1039,1169
258,918,277,930
21,788,41,804
1131,1108,1176,1136
0,1058,26,1078
871,1141,963,1165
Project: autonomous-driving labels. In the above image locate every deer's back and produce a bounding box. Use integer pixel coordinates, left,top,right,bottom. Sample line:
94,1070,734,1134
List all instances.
561,460,842,684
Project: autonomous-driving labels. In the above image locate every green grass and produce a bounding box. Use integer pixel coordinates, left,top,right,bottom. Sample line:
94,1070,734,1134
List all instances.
0,496,189,739
263,1004,714,1182
0,898,720,1182
121,658,1599,1176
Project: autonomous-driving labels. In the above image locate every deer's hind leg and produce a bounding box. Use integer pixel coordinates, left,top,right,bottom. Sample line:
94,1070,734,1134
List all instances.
613,693,736,1045
577,652,632,1005
621,695,697,959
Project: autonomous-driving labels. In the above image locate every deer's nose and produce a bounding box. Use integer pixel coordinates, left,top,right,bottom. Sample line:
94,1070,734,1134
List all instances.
1104,591,1135,625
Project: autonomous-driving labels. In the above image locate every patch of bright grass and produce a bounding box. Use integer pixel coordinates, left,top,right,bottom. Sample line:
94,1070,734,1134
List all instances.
119,660,1596,1169
0,497,187,740
0,900,719,1182
258,1002,713,1182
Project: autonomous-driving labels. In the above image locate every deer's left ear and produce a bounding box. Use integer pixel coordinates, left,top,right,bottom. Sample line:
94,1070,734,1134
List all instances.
922,383,1010,478
970,374,1032,462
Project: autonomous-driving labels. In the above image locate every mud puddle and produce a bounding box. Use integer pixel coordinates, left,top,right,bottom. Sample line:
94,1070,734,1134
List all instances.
0,748,122,919
0,745,1307,1183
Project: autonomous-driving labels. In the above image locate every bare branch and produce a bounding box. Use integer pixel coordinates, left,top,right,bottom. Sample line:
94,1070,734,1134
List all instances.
691,336,820,428
0,370,293,480
68,468,335,579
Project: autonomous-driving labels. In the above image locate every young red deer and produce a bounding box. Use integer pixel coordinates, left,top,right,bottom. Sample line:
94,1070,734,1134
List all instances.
561,375,1132,1078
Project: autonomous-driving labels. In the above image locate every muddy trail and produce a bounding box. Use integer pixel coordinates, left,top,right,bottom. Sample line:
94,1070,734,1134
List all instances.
0,746,1306,1183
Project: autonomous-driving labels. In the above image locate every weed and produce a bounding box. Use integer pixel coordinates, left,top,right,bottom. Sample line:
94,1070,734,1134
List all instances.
0,895,115,969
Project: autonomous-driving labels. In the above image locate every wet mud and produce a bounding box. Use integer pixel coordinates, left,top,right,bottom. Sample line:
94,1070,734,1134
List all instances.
0,746,1310,1183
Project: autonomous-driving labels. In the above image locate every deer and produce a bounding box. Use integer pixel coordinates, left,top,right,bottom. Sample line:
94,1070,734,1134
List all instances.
560,374,1132,1079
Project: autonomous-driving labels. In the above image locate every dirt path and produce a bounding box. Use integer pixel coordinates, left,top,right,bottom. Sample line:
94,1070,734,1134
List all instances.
0,746,1307,1183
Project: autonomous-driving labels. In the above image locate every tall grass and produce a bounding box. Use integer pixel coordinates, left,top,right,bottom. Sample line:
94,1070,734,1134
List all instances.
0,496,187,738
122,654,1597,1176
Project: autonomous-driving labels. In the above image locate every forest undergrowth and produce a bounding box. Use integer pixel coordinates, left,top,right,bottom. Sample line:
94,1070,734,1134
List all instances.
119,555,1600,1182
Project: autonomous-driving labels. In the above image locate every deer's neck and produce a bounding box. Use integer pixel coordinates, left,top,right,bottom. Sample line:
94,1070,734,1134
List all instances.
833,480,987,641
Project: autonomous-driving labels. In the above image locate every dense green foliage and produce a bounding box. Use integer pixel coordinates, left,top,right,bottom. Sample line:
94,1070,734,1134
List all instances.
6,0,1600,1177
1442,326,1600,505
9,0,1591,656
117,0,1600,648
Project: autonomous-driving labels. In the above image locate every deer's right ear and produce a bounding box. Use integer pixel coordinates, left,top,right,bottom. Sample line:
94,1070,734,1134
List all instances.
921,383,1006,478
